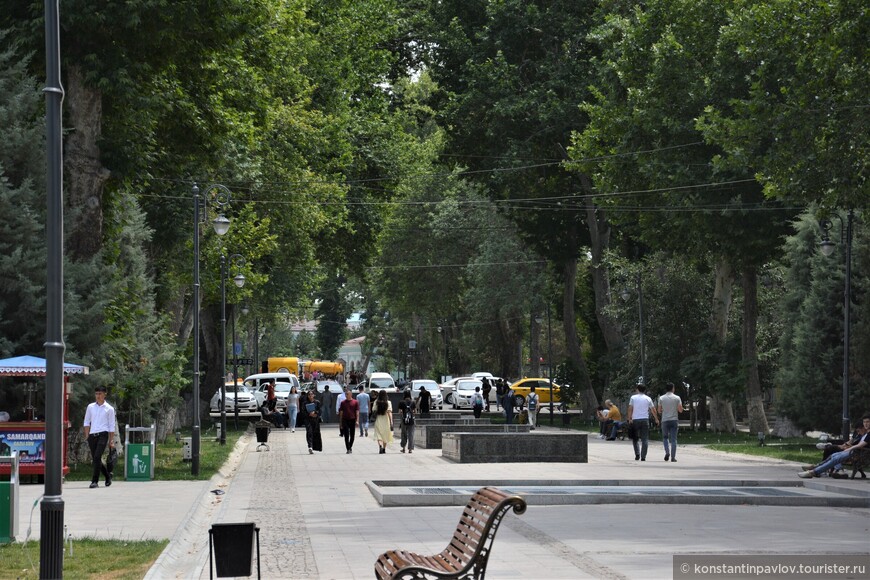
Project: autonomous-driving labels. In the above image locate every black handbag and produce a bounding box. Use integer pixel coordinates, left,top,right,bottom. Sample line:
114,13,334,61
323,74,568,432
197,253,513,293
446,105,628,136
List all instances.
106,447,118,472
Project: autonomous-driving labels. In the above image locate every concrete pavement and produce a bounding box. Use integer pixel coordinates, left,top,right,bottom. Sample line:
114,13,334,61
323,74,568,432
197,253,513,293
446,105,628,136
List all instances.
16,422,870,579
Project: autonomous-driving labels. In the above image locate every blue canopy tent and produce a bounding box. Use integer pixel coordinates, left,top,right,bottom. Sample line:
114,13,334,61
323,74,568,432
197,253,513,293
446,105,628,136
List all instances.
0,355,88,476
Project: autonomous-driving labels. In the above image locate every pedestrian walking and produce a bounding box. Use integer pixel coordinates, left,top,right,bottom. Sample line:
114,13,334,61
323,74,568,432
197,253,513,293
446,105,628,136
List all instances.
471,386,485,419
320,384,333,423
356,385,370,437
502,384,515,424
658,382,683,462
399,391,415,453
338,386,359,453
526,385,539,429
482,378,492,411
628,383,659,461
371,390,393,453
286,385,300,432
83,385,115,488
304,389,323,454
418,385,431,416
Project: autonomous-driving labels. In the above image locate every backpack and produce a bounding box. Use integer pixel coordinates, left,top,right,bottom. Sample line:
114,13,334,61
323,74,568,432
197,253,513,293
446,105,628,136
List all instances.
527,393,538,411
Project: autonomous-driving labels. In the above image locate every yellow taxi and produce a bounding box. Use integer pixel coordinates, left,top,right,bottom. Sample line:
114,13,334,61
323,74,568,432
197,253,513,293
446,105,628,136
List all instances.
508,378,561,407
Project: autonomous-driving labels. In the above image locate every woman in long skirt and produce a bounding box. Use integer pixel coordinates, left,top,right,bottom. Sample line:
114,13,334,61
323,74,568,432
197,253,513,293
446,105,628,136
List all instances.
303,389,323,454
371,390,393,453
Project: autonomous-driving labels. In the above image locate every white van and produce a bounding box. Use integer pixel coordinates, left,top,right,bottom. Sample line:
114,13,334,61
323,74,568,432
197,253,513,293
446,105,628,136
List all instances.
365,372,397,393
243,372,301,408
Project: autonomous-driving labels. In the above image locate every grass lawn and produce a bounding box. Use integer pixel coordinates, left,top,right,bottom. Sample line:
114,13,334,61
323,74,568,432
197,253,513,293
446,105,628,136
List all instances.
0,538,167,580
65,424,249,481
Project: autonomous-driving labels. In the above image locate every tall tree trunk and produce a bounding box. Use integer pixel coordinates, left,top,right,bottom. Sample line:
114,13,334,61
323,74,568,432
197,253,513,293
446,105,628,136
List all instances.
742,267,770,435
65,65,109,259
709,258,737,432
201,305,223,419
562,259,599,414
583,193,623,354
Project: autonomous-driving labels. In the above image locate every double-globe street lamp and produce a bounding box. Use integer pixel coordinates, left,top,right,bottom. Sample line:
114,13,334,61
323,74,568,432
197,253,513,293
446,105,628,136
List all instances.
819,210,855,441
192,183,232,474
220,254,246,444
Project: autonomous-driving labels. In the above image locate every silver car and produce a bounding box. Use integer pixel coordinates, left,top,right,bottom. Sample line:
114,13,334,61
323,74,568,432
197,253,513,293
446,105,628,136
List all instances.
409,379,443,409
209,384,261,418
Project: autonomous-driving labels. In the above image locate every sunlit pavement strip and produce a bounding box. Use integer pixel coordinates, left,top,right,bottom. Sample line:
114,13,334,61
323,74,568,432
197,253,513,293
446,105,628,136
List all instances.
368,480,870,507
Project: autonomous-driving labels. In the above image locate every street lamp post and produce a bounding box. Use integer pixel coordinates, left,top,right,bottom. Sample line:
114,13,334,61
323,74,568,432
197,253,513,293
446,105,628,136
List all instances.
41,0,65,575
219,253,246,445
536,308,555,425
192,183,232,470
820,210,854,441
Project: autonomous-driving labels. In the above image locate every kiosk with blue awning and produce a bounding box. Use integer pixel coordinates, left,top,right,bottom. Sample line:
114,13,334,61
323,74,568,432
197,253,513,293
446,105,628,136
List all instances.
0,355,89,478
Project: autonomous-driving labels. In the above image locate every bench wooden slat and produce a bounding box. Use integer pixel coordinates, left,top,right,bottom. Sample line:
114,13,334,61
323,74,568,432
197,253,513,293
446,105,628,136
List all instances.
374,486,527,579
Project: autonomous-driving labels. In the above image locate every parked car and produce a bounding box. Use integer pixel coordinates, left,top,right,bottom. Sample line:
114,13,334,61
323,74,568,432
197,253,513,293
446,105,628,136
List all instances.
243,372,300,406
452,379,484,409
408,379,443,409
209,384,261,418
508,378,562,408
439,376,472,406
365,372,397,393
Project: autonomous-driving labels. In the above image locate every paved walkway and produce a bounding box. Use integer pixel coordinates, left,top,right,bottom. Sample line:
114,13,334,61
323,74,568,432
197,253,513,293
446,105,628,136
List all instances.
16,424,870,579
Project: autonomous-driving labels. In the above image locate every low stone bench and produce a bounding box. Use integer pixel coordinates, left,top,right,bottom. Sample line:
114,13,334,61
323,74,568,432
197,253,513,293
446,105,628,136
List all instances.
415,423,530,449
442,432,588,463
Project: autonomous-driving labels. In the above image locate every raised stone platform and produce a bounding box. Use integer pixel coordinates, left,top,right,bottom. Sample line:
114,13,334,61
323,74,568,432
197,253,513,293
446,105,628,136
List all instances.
416,423,530,449
442,432,587,463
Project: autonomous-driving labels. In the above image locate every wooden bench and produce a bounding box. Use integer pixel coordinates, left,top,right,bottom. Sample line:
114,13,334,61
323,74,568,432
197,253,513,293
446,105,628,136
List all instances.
374,487,527,579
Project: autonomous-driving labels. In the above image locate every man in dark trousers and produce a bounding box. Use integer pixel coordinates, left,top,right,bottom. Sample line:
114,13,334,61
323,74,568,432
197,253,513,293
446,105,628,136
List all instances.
83,385,116,488
502,384,515,424
320,384,333,423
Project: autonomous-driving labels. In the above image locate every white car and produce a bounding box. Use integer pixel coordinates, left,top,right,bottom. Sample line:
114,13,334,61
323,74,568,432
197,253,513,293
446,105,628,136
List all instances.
209,384,261,418
366,372,397,393
244,373,300,407
409,379,443,409
452,379,484,409
439,377,472,406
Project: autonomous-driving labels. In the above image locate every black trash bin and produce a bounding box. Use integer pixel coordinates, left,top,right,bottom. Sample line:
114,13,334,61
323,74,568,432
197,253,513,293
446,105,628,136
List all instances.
561,412,572,428
209,522,260,578
255,420,271,451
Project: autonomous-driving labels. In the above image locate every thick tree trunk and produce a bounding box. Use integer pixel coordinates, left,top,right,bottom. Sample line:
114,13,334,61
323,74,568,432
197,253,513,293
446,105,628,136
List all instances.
201,305,223,417
65,65,109,259
709,258,737,432
742,267,770,435
562,259,599,414
583,194,623,353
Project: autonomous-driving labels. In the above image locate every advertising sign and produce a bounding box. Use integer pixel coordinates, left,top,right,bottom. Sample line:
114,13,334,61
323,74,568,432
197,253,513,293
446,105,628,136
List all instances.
0,430,45,466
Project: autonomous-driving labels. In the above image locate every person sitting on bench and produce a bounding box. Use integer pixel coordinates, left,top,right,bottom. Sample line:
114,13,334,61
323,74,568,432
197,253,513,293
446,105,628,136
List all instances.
799,414,870,478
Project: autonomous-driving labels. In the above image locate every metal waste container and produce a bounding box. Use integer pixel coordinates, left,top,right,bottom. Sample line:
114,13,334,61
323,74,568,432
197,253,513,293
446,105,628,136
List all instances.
0,452,19,544
255,420,271,452
209,522,260,578
125,424,156,481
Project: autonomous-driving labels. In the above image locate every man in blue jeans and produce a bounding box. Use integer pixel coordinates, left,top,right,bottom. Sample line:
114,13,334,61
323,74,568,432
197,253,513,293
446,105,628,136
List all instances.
799,414,870,478
657,382,683,462
356,385,370,437
628,383,659,461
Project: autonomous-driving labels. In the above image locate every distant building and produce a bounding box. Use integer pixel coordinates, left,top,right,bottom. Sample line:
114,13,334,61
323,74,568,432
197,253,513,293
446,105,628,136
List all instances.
339,336,372,375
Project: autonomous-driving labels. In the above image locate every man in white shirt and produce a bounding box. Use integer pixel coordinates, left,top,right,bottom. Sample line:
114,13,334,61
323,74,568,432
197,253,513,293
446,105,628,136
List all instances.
657,382,684,462
628,383,659,461
83,385,116,488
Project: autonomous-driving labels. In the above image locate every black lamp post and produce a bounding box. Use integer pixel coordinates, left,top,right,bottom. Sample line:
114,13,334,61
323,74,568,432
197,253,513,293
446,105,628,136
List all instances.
535,308,555,425
621,272,646,385
41,1,65,575
219,253,246,445
192,183,232,467
820,210,854,441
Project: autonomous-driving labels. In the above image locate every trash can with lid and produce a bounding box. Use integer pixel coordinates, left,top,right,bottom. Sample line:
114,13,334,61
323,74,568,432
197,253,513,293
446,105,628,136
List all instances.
254,420,271,452
0,452,19,544
125,424,156,481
